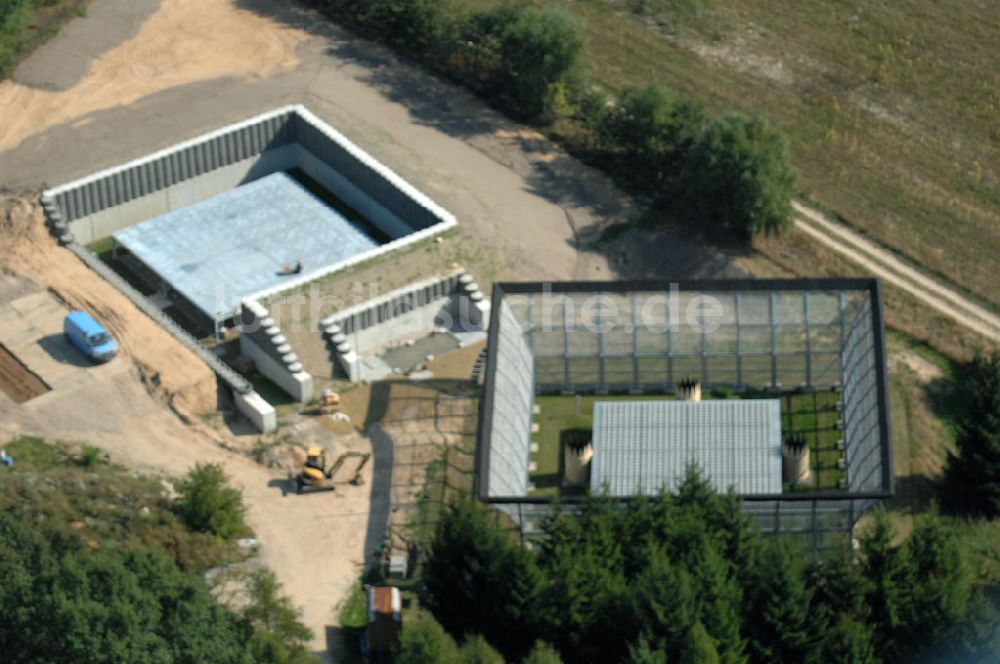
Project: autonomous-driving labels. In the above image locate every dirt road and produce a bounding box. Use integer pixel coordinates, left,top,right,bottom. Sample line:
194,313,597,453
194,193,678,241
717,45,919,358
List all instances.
793,202,1000,344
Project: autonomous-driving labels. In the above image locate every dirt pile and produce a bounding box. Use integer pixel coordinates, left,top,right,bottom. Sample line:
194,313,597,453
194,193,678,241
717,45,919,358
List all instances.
0,196,217,419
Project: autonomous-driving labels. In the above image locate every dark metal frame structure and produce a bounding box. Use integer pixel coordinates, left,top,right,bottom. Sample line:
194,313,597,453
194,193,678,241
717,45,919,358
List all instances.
474,278,894,552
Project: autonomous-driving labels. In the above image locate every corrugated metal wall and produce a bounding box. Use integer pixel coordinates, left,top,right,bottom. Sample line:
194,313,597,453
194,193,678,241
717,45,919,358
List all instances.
55,113,295,221
330,274,462,336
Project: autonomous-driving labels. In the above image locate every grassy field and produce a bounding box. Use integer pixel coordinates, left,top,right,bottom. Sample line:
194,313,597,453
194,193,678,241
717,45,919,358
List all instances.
529,389,844,496
462,0,1000,309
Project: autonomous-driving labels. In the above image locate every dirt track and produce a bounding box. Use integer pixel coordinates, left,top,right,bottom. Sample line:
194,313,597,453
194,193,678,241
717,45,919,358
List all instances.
0,342,49,403
793,202,1000,344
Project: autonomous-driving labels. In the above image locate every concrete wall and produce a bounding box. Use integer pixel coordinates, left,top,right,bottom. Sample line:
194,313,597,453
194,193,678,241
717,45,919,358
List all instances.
295,146,411,240
240,299,314,403
234,391,277,433
319,271,490,382
50,108,296,222
350,297,454,354
293,110,445,232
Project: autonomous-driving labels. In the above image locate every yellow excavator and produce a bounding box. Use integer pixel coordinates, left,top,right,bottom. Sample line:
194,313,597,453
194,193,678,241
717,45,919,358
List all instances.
296,447,371,494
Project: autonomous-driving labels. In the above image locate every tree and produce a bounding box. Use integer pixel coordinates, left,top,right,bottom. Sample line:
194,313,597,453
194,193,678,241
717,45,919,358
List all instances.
240,570,314,664
521,641,562,664
742,541,814,663
397,610,462,664
425,496,547,658
681,620,721,664
628,637,668,664
174,462,249,539
859,511,913,661
810,615,877,664
597,84,705,190
494,6,585,120
682,112,796,241
903,509,972,654
944,353,1000,516
0,514,252,664
459,634,506,664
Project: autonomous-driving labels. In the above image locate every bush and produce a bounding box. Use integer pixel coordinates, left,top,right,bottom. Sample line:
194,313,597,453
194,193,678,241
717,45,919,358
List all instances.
596,84,706,190
681,112,796,241
492,6,585,120
79,444,103,467
174,462,250,539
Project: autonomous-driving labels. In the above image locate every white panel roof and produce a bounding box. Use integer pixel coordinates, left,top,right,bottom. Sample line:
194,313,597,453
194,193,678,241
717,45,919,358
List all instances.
590,399,783,496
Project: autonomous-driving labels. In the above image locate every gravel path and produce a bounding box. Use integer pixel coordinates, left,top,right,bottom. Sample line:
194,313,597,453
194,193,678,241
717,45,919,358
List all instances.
793,202,1000,343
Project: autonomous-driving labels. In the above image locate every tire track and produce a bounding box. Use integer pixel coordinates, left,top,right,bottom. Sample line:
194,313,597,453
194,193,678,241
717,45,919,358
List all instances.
793,202,1000,343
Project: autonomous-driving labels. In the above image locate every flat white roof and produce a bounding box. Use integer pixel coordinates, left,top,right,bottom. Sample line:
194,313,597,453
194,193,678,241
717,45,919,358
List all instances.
590,399,783,496
114,172,379,322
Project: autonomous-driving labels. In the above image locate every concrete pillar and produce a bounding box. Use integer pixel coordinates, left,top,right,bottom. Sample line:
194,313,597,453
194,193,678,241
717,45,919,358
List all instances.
678,377,701,402
782,435,811,483
564,440,593,486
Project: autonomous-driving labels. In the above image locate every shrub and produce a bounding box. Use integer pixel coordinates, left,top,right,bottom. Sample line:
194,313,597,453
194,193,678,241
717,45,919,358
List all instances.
681,112,796,241
79,444,102,467
492,6,585,120
596,84,706,190
174,462,249,539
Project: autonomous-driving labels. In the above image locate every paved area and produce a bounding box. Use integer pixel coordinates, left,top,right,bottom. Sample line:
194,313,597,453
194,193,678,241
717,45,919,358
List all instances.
0,289,128,396
12,0,160,91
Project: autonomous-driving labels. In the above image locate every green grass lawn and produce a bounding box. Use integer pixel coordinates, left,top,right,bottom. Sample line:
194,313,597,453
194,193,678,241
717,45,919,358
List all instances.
779,390,843,491
530,388,844,496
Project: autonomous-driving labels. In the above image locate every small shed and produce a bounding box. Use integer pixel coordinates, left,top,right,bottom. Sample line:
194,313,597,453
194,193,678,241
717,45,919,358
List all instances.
366,586,402,658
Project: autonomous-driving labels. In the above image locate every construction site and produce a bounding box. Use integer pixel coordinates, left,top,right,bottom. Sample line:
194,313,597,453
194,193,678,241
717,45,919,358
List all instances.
1,0,997,661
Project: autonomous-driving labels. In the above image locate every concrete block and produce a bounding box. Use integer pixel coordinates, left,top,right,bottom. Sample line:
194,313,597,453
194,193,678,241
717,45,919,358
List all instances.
234,391,276,432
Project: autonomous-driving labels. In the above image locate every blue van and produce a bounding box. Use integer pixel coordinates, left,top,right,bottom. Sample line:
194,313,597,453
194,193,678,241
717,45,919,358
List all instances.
64,310,117,363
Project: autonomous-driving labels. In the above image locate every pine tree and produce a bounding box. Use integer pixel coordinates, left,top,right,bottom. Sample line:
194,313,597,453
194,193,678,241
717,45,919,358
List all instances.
903,509,972,653
396,611,462,664
945,353,1000,516
681,620,722,664
628,636,668,664
521,641,563,664
459,634,506,664
742,541,814,663
859,511,913,661
810,615,878,664
424,497,546,659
